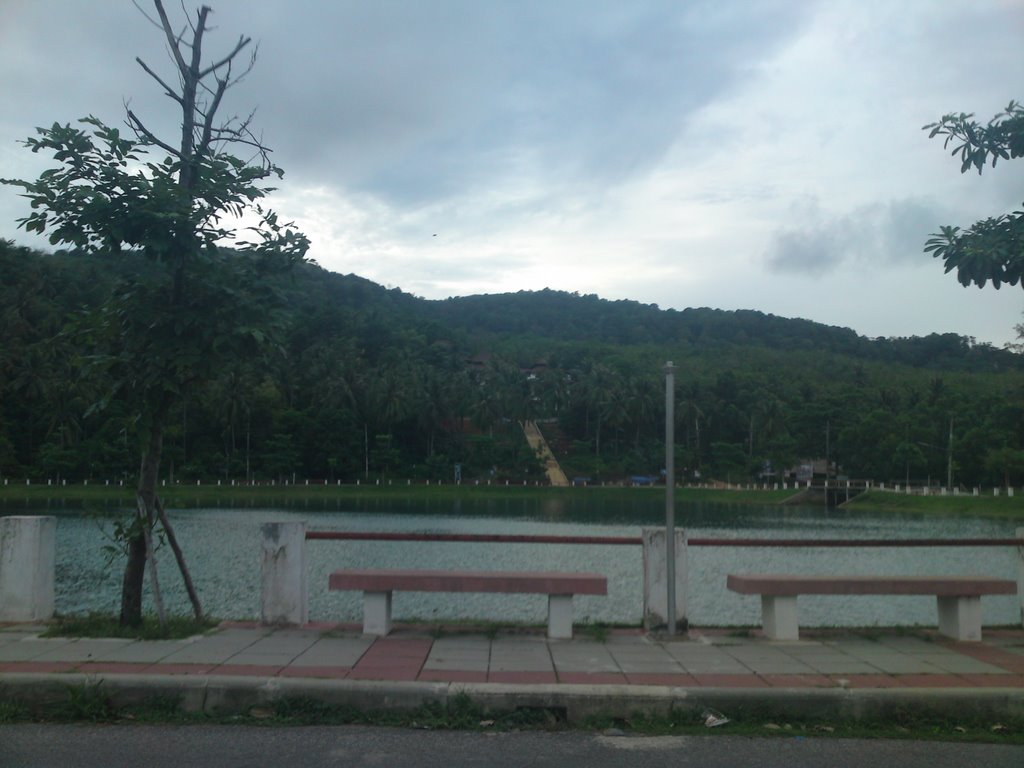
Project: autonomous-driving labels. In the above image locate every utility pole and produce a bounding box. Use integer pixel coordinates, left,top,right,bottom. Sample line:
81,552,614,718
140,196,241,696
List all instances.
664,361,676,636
947,417,953,490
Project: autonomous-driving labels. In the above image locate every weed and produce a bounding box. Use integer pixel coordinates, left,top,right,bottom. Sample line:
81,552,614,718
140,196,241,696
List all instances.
0,700,29,724
54,683,116,722
42,613,218,640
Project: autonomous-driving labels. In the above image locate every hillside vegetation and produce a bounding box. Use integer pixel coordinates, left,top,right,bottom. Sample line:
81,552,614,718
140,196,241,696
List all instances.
2,241,1022,489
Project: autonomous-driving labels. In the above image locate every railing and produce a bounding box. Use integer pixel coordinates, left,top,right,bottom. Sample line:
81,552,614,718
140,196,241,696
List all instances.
306,531,1024,548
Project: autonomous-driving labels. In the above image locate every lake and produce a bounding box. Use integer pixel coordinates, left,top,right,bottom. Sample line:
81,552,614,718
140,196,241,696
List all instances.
7,496,1021,628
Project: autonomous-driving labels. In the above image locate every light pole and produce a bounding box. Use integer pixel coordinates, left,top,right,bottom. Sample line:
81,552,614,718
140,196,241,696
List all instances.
664,361,676,635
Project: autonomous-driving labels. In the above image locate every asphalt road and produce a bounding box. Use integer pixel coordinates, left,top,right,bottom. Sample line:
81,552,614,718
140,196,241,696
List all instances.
2,725,1023,768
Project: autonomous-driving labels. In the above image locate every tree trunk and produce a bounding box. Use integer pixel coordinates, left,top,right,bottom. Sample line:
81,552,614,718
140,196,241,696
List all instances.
120,411,165,627
156,495,204,620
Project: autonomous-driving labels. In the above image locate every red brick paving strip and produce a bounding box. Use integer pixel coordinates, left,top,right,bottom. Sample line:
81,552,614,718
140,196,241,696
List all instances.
488,671,557,684
0,661,79,674
760,674,836,688
418,669,488,683
211,664,285,677
690,674,770,688
146,664,216,675
278,666,350,679
557,672,629,685
830,674,906,688
623,673,698,687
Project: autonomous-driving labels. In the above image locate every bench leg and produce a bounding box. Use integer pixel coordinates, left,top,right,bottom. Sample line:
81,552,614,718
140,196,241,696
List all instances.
937,595,982,641
548,594,574,639
761,595,799,640
363,590,393,636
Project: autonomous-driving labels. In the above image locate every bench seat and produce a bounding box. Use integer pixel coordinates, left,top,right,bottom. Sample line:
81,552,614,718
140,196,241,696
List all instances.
727,574,1016,641
329,569,607,639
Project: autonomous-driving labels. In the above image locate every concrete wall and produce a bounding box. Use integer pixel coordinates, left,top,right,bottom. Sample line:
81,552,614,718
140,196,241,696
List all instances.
260,522,308,626
0,516,56,622
642,527,687,631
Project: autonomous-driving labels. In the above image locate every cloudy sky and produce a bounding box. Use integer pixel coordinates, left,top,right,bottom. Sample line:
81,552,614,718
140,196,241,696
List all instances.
1,0,1022,345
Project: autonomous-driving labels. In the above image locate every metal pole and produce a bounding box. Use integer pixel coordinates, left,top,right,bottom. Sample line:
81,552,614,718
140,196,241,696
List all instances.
664,361,676,635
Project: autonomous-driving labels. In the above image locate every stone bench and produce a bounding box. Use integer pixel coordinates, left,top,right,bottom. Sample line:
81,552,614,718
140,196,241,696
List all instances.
726,574,1016,641
329,569,607,639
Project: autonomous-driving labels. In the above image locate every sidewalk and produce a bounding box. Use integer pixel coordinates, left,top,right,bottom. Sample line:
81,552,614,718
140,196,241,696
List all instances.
2,622,1023,721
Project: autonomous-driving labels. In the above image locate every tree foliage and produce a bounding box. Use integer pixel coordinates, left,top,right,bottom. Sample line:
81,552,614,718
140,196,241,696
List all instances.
924,101,1024,288
2,1,308,626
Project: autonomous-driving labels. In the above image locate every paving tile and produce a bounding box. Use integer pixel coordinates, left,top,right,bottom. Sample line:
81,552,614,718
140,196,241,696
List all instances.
362,638,432,659
418,669,488,683
760,674,836,688
956,673,1024,687
224,652,301,667
796,658,884,675
0,639,75,662
423,658,489,672
624,672,697,687
691,674,769,688
912,654,1008,674
831,674,906,688
349,665,421,681
0,661,79,674
947,645,1024,673
278,666,350,679
147,663,216,675
558,671,629,685
76,662,155,675
611,660,684,674
211,664,284,677
738,659,819,675
488,671,557,684
895,674,975,688
91,640,190,664
290,637,375,667
30,639,137,663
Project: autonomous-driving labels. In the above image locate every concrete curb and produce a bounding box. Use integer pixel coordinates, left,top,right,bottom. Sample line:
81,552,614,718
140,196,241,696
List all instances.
3,673,1024,723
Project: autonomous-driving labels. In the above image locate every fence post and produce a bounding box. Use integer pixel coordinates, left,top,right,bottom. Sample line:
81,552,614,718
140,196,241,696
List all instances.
642,527,687,632
0,516,56,622
1018,527,1024,628
260,521,308,626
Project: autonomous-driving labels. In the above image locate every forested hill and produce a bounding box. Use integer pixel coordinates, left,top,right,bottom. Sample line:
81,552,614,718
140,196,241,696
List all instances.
2,243,1022,488
295,266,1019,373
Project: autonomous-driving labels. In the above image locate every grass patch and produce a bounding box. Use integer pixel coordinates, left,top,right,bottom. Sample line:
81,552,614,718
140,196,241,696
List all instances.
842,489,1023,519
41,613,218,640
0,482,792,509
1,689,1022,744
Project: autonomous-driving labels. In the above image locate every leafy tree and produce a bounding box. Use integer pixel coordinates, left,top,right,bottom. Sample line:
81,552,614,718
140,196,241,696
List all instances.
2,2,308,626
924,101,1024,288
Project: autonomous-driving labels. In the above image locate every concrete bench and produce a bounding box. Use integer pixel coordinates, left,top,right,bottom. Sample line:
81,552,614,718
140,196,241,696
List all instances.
329,569,607,639
726,574,1016,641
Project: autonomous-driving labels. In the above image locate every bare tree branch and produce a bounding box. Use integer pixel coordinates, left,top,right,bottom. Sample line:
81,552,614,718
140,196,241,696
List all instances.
153,0,189,76
199,34,252,79
135,56,184,105
126,108,181,157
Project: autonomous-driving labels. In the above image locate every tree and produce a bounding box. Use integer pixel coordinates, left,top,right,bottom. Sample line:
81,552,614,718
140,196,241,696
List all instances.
2,2,308,626
923,101,1023,288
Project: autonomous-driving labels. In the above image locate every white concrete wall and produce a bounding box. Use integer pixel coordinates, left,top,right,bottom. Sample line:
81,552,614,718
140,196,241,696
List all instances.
260,521,308,626
0,516,56,622
641,527,687,631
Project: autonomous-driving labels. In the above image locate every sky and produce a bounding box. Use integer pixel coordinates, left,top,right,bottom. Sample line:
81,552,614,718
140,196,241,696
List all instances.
1,0,1022,346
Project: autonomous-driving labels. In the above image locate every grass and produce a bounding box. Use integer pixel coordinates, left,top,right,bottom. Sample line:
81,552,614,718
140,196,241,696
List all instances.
2,481,1019,518
2,687,1022,745
0,482,793,507
41,612,218,640
842,489,1024,519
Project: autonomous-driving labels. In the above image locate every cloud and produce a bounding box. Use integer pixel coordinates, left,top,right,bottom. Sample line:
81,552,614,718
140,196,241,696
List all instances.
763,198,952,275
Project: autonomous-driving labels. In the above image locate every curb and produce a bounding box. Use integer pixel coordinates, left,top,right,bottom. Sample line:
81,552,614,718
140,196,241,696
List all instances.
3,673,1024,723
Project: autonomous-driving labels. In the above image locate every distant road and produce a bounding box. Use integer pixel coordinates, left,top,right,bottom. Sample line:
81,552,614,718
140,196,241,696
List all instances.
3,725,1022,768
523,420,569,487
